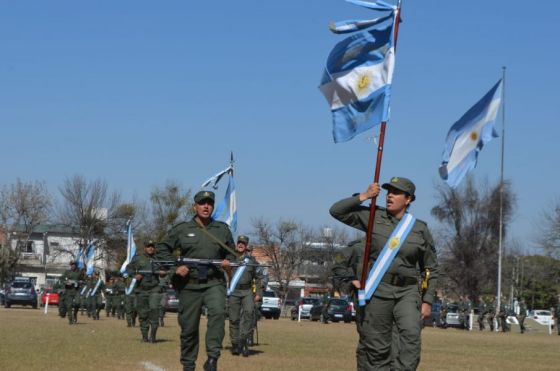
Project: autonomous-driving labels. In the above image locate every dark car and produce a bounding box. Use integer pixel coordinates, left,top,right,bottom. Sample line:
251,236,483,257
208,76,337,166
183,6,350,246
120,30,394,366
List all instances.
4,281,38,309
164,288,179,312
310,298,352,323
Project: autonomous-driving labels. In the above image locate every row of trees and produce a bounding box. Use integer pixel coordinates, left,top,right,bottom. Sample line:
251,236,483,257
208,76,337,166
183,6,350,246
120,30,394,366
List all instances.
431,176,560,309
1,175,559,309
0,176,195,282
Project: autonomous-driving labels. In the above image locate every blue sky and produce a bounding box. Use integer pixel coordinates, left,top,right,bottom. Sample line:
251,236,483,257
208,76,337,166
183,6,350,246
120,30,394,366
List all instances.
1,1,558,252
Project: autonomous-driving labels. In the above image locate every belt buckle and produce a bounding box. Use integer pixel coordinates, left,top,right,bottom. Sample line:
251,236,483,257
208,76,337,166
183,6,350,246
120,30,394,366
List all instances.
395,275,405,287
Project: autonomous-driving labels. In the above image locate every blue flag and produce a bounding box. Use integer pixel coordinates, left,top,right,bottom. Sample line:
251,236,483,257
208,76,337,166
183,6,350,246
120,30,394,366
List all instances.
439,79,503,188
75,247,84,269
84,240,97,276
212,174,237,234
319,2,396,143
120,222,137,276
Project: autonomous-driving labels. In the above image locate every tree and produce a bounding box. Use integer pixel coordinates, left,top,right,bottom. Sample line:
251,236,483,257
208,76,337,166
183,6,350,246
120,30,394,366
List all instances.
431,177,515,300
57,175,121,266
252,218,313,305
0,179,52,283
539,202,560,259
148,180,193,241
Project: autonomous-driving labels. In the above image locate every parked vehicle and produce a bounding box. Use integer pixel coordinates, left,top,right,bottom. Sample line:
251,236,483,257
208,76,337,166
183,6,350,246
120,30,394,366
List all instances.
310,298,352,323
164,288,179,312
4,281,38,309
290,297,320,320
41,288,60,306
443,304,461,328
0,289,5,305
529,309,553,325
260,290,281,319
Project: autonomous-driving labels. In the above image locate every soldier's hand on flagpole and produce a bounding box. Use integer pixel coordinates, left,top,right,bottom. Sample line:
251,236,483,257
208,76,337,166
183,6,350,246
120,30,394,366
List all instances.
135,274,143,281
359,183,380,202
176,265,189,277
352,280,361,289
254,295,261,303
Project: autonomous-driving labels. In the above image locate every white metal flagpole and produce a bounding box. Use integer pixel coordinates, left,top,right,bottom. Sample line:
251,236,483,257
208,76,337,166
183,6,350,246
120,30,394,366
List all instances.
496,66,506,331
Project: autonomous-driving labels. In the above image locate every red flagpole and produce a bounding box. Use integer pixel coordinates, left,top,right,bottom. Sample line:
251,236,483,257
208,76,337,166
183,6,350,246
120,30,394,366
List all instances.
359,3,403,291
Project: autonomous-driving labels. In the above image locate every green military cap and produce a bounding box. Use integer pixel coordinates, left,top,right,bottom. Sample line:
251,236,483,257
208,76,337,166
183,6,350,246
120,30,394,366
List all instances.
144,240,155,247
194,190,215,203
382,176,416,201
237,235,250,245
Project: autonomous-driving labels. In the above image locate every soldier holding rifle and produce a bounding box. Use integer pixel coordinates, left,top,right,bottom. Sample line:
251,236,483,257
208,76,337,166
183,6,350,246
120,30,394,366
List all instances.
156,190,235,371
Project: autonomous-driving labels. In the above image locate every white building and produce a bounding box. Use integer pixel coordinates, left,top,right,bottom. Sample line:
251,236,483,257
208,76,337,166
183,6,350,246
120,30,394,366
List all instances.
9,225,106,289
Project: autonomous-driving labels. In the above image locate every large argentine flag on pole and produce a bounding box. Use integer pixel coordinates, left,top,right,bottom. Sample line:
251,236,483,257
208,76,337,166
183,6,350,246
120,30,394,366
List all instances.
319,1,396,143
120,222,137,276
439,79,503,188
212,174,237,234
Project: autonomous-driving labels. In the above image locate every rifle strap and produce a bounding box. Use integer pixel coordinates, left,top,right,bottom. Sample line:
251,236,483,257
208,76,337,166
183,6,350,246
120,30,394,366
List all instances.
195,219,239,258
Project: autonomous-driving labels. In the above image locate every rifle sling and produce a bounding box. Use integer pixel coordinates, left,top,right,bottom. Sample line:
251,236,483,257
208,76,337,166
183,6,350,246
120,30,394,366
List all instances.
195,219,239,258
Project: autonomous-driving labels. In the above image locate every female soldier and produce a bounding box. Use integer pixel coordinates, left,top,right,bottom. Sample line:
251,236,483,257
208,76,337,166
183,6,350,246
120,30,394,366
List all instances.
329,177,438,371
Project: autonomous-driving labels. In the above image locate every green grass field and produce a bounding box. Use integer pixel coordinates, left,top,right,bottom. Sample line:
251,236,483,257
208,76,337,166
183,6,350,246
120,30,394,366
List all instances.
1,307,559,370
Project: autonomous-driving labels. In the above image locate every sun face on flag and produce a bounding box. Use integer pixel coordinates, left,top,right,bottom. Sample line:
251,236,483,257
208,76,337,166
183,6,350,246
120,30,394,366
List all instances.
470,131,478,141
356,72,372,93
389,236,400,250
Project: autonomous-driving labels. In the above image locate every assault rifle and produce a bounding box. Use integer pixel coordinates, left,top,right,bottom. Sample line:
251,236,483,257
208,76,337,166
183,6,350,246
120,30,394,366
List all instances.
134,258,269,283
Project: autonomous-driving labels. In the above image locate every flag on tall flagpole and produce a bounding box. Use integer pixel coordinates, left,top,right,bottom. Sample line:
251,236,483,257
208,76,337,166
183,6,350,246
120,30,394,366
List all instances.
120,221,137,276
439,79,503,188
84,240,97,276
319,0,397,143
212,171,237,234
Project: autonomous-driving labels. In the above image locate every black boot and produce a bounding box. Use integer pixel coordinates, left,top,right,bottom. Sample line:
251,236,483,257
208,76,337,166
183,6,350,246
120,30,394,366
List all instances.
241,339,249,357
231,343,240,356
203,357,218,371
142,331,149,342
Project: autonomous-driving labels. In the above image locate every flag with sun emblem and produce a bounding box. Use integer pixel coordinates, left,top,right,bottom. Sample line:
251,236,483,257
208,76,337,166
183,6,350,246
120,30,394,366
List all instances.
319,0,397,143
439,79,503,188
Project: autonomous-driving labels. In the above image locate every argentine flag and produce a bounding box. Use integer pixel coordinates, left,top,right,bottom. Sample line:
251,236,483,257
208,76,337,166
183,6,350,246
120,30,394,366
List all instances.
84,241,97,276
319,5,396,143
212,174,237,234
120,222,137,276
439,79,503,188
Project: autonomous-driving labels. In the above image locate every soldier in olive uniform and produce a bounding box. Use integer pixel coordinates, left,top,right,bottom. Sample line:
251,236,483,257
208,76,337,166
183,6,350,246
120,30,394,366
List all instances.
518,298,527,334
87,271,105,320
124,274,138,327
127,240,162,343
477,296,486,331
156,190,235,371
228,235,262,357
59,261,85,324
157,271,170,326
329,177,439,371
487,297,496,331
104,276,115,317
112,276,126,319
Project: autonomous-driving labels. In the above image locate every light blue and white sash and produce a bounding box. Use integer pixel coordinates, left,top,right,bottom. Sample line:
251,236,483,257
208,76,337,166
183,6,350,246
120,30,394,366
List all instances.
90,277,102,297
358,213,416,306
125,278,137,295
227,257,250,296
80,286,88,296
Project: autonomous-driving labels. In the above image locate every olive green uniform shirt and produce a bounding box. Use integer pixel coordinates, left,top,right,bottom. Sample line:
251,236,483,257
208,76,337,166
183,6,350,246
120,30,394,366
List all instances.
156,218,236,289
329,195,439,304
126,252,161,293
231,254,263,297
